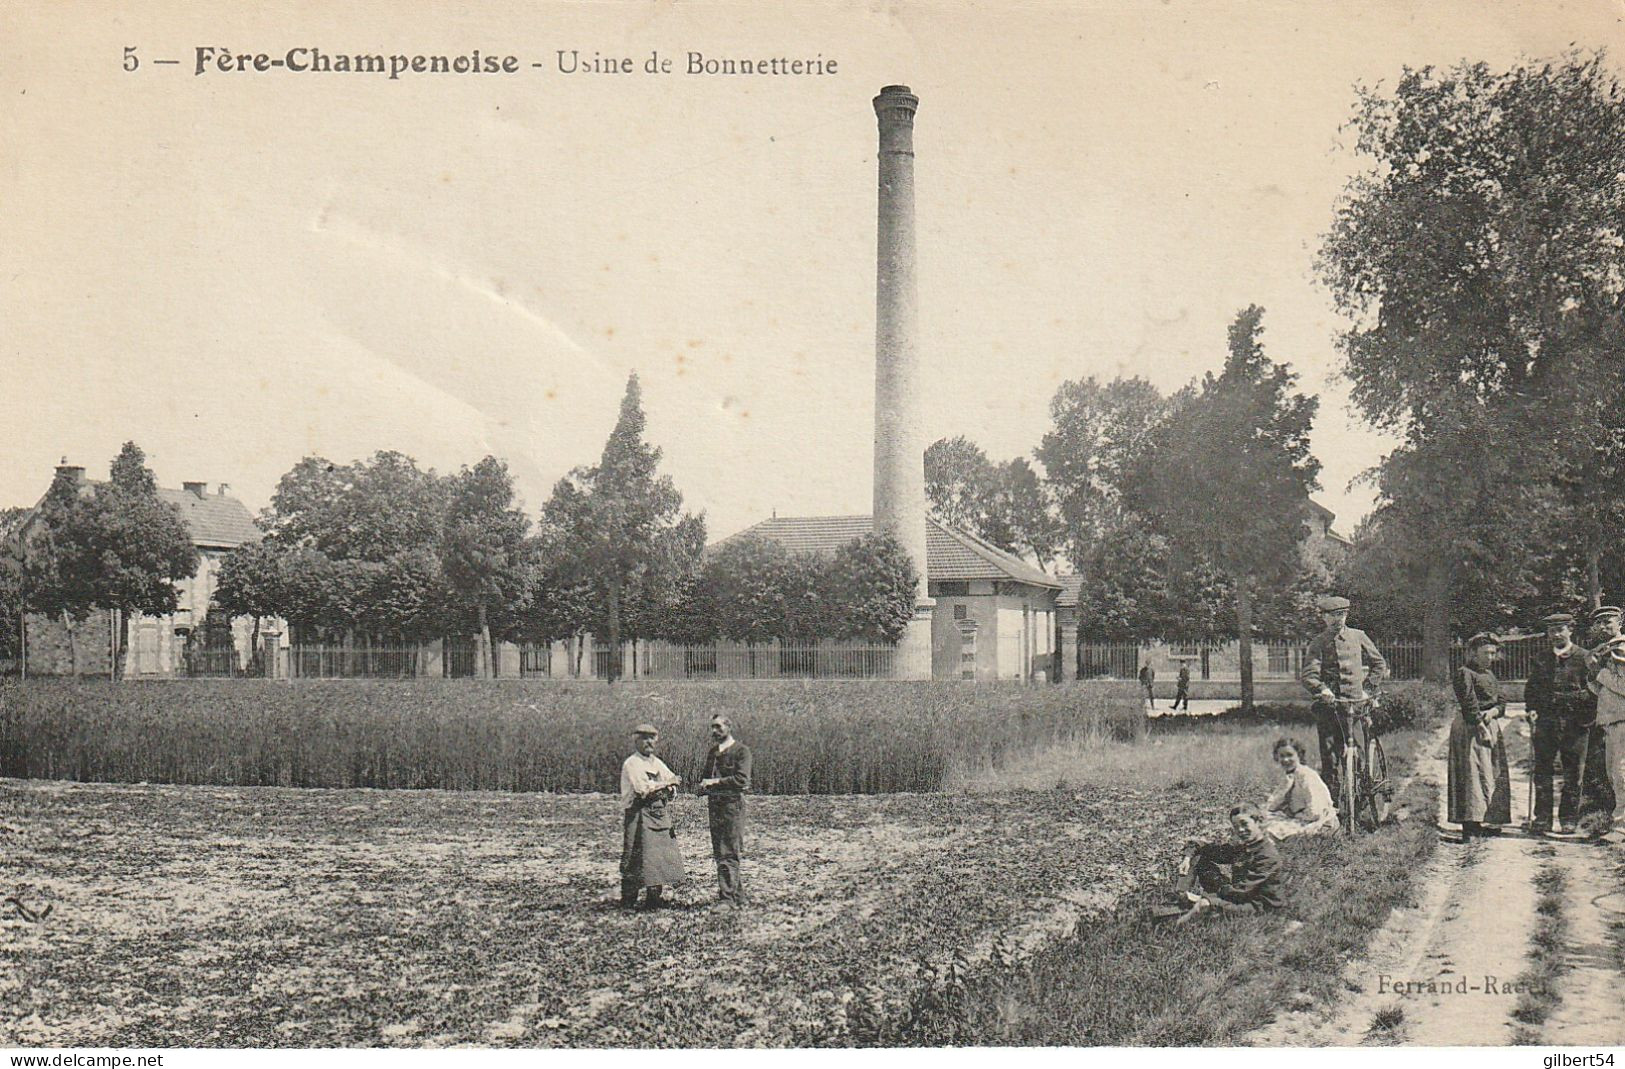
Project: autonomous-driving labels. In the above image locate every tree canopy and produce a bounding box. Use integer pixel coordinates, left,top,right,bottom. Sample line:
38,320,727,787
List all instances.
1319,50,1625,675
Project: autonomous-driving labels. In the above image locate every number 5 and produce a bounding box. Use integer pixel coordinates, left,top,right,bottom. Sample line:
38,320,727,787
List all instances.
123,46,139,72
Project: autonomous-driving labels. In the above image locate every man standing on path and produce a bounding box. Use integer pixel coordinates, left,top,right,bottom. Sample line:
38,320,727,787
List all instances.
1173,662,1191,711
1300,595,1389,790
699,714,752,907
1139,663,1156,710
1526,613,1597,835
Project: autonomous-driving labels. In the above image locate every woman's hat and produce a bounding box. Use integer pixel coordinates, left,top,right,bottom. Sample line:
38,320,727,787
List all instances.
1466,632,1501,650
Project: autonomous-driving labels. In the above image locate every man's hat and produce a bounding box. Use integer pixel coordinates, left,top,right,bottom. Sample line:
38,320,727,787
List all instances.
1593,605,1623,621
1466,631,1501,649
631,723,659,737
1542,613,1576,627
1316,595,1351,611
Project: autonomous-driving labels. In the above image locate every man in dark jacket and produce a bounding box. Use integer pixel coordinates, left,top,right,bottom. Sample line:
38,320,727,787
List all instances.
698,714,753,907
1526,612,1597,835
1156,803,1284,924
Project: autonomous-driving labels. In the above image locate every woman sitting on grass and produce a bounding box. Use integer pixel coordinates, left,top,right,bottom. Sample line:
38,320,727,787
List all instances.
1263,737,1339,839
1152,803,1285,925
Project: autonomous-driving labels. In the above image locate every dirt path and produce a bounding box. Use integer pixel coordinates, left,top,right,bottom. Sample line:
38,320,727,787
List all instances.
1251,715,1625,1047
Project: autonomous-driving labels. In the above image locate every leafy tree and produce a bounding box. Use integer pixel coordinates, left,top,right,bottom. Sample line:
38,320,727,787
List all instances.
1124,307,1321,710
214,539,285,669
24,445,201,678
543,372,699,682
441,457,532,678
925,438,1062,564
262,451,447,562
1071,524,1229,644
1036,376,1171,569
925,436,995,533
1319,51,1625,678
618,513,707,653
824,534,919,645
0,507,28,667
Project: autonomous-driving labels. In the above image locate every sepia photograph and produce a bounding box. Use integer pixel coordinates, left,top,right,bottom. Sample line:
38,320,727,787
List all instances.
3,0,1625,1057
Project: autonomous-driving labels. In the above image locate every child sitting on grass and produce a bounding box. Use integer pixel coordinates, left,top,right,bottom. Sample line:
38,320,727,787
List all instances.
1153,803,1285,925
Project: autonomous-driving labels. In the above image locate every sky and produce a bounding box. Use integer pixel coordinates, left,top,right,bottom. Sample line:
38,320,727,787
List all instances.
4,0,1623,545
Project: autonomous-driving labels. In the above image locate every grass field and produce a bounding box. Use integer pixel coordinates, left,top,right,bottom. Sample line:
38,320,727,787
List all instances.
1,775,1233,1047
0,681,1456,1047
0,679,1143,795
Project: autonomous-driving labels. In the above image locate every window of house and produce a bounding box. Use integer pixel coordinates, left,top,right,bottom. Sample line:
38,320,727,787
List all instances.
953,604,968,621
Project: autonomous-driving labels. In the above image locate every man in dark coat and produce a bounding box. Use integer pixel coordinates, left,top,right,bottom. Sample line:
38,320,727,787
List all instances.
1526,613,1597,834
1300,595,1389,790
698,714,753,907
1153,803,1284,924
1173,663,1191,711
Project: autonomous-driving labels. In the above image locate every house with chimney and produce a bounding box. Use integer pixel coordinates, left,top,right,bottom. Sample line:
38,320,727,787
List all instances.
14,463,268,677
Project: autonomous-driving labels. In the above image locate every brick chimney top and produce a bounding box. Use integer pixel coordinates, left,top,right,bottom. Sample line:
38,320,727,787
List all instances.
183,481,206,499
55,462,85,485
217,483,230,497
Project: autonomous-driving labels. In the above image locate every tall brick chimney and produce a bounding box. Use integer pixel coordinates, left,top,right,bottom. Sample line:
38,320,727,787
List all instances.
872,85,933,678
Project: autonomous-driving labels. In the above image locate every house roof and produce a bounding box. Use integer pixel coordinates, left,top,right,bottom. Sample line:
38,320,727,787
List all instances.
717,515,1062,590
20,479,260,550
155,488,261,549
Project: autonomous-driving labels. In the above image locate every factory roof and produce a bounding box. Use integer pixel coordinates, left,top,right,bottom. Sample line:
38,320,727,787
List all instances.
716,515,1062,590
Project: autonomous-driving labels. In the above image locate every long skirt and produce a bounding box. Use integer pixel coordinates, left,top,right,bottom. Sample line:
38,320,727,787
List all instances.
1447,714,1511,825
621,799,686,890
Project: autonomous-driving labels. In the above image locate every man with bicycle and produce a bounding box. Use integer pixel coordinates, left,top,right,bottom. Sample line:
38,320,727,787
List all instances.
1300,595,1389,797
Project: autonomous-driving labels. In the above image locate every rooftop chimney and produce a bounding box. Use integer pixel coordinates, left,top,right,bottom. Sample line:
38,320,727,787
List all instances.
55,462,85,486
217,483,230,497
183,481,206,499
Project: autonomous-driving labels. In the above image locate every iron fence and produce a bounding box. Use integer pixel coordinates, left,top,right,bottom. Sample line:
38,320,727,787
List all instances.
288,646,439,679
612,642,898,680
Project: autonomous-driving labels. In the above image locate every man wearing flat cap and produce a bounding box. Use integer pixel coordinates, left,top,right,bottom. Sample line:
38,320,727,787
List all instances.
1300,595,1389,791
1525,613,1597,834
1590,605,1623,660
618,723,684,909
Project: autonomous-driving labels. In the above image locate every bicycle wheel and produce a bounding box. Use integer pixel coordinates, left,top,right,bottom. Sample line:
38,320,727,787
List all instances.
1342,745,1363,836
1359,737,1388,831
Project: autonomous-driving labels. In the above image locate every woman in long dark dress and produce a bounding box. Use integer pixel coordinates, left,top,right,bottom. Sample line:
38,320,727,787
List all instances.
1448,633,1512,837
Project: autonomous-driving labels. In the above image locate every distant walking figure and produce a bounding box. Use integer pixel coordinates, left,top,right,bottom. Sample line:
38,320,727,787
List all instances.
1139,663,1156,710
1173,663,1191,711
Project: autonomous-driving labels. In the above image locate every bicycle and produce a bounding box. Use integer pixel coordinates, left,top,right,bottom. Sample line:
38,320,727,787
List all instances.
1322,695,1388,835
